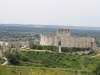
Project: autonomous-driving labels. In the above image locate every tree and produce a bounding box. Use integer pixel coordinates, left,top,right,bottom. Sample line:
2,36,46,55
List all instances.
5,51,20,65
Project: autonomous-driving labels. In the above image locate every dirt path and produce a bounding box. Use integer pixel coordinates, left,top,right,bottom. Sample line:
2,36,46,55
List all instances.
16,67,21,75
2,57,8,65
2,50,8,65
77,70,80,75
91,54,100,58
81,56,84,70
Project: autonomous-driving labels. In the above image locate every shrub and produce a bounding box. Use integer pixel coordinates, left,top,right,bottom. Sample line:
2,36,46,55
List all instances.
92,63,100,75
5,51,20,65
36,45,43,50
21,55,29,62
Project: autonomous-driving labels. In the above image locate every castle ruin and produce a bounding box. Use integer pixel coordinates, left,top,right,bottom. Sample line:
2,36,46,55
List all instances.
8,39,29,53
0,44,3,58
34,29,100,52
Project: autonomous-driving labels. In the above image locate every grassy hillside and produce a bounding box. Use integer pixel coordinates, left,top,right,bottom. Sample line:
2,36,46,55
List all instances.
21,51,82,69
5,51,82,70
83,55,100,70
4,50,100,71
1,50,100,75
0,65,91,75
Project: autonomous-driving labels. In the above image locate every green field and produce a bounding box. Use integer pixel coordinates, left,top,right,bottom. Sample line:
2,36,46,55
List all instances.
0,65,92,75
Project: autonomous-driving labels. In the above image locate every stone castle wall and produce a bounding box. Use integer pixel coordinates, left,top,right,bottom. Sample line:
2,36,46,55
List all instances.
36,29,99,52
20,40,29,48
91,42,100,53
40,34,55,46
59,36,94,48
0,45,3,58
40,35,94,48
8,39,29,48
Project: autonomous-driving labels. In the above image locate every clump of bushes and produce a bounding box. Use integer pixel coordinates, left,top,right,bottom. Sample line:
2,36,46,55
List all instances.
29,43,90,52
62,47,90,52
30,43,58,52
92,63,100,75
4,51,29,65
20,51,82,69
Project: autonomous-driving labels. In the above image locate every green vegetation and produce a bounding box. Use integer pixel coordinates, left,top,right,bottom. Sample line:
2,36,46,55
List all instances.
80,71,91,75
0,65,92,75
0,58,4,64
1,50,100,75
83,56,100,70
30,44,58,52
92,63,100,75
29,68,77,75
4,50,100,71
4,51,82,69
4,51,29,65
29,43,91,53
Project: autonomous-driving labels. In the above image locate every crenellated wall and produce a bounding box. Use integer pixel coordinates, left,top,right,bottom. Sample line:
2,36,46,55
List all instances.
57,29,71,37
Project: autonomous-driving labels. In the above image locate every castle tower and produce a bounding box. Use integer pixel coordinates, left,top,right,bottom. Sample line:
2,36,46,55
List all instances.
56,29,71,48
56,29,71,37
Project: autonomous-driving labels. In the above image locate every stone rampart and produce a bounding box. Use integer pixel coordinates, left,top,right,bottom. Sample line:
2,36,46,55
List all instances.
36,29,98,52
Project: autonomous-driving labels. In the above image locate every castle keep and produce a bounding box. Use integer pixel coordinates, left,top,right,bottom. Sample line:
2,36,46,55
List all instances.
35,29,99,52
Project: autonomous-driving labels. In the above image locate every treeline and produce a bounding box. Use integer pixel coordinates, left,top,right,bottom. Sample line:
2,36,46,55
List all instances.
29,43,91,52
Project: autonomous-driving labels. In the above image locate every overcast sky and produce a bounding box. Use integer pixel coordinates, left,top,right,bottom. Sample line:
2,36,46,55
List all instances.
0,0,100,27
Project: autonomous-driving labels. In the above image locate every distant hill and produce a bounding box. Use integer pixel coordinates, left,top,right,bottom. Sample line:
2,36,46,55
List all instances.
0,24,100,30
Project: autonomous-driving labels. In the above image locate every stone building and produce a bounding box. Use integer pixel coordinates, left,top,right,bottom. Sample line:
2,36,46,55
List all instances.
8,39,29,52
34,38,40,45
2,41,6,49
34,29,99,52
20,40,29,48
0,44,3,58
8,39,20,53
